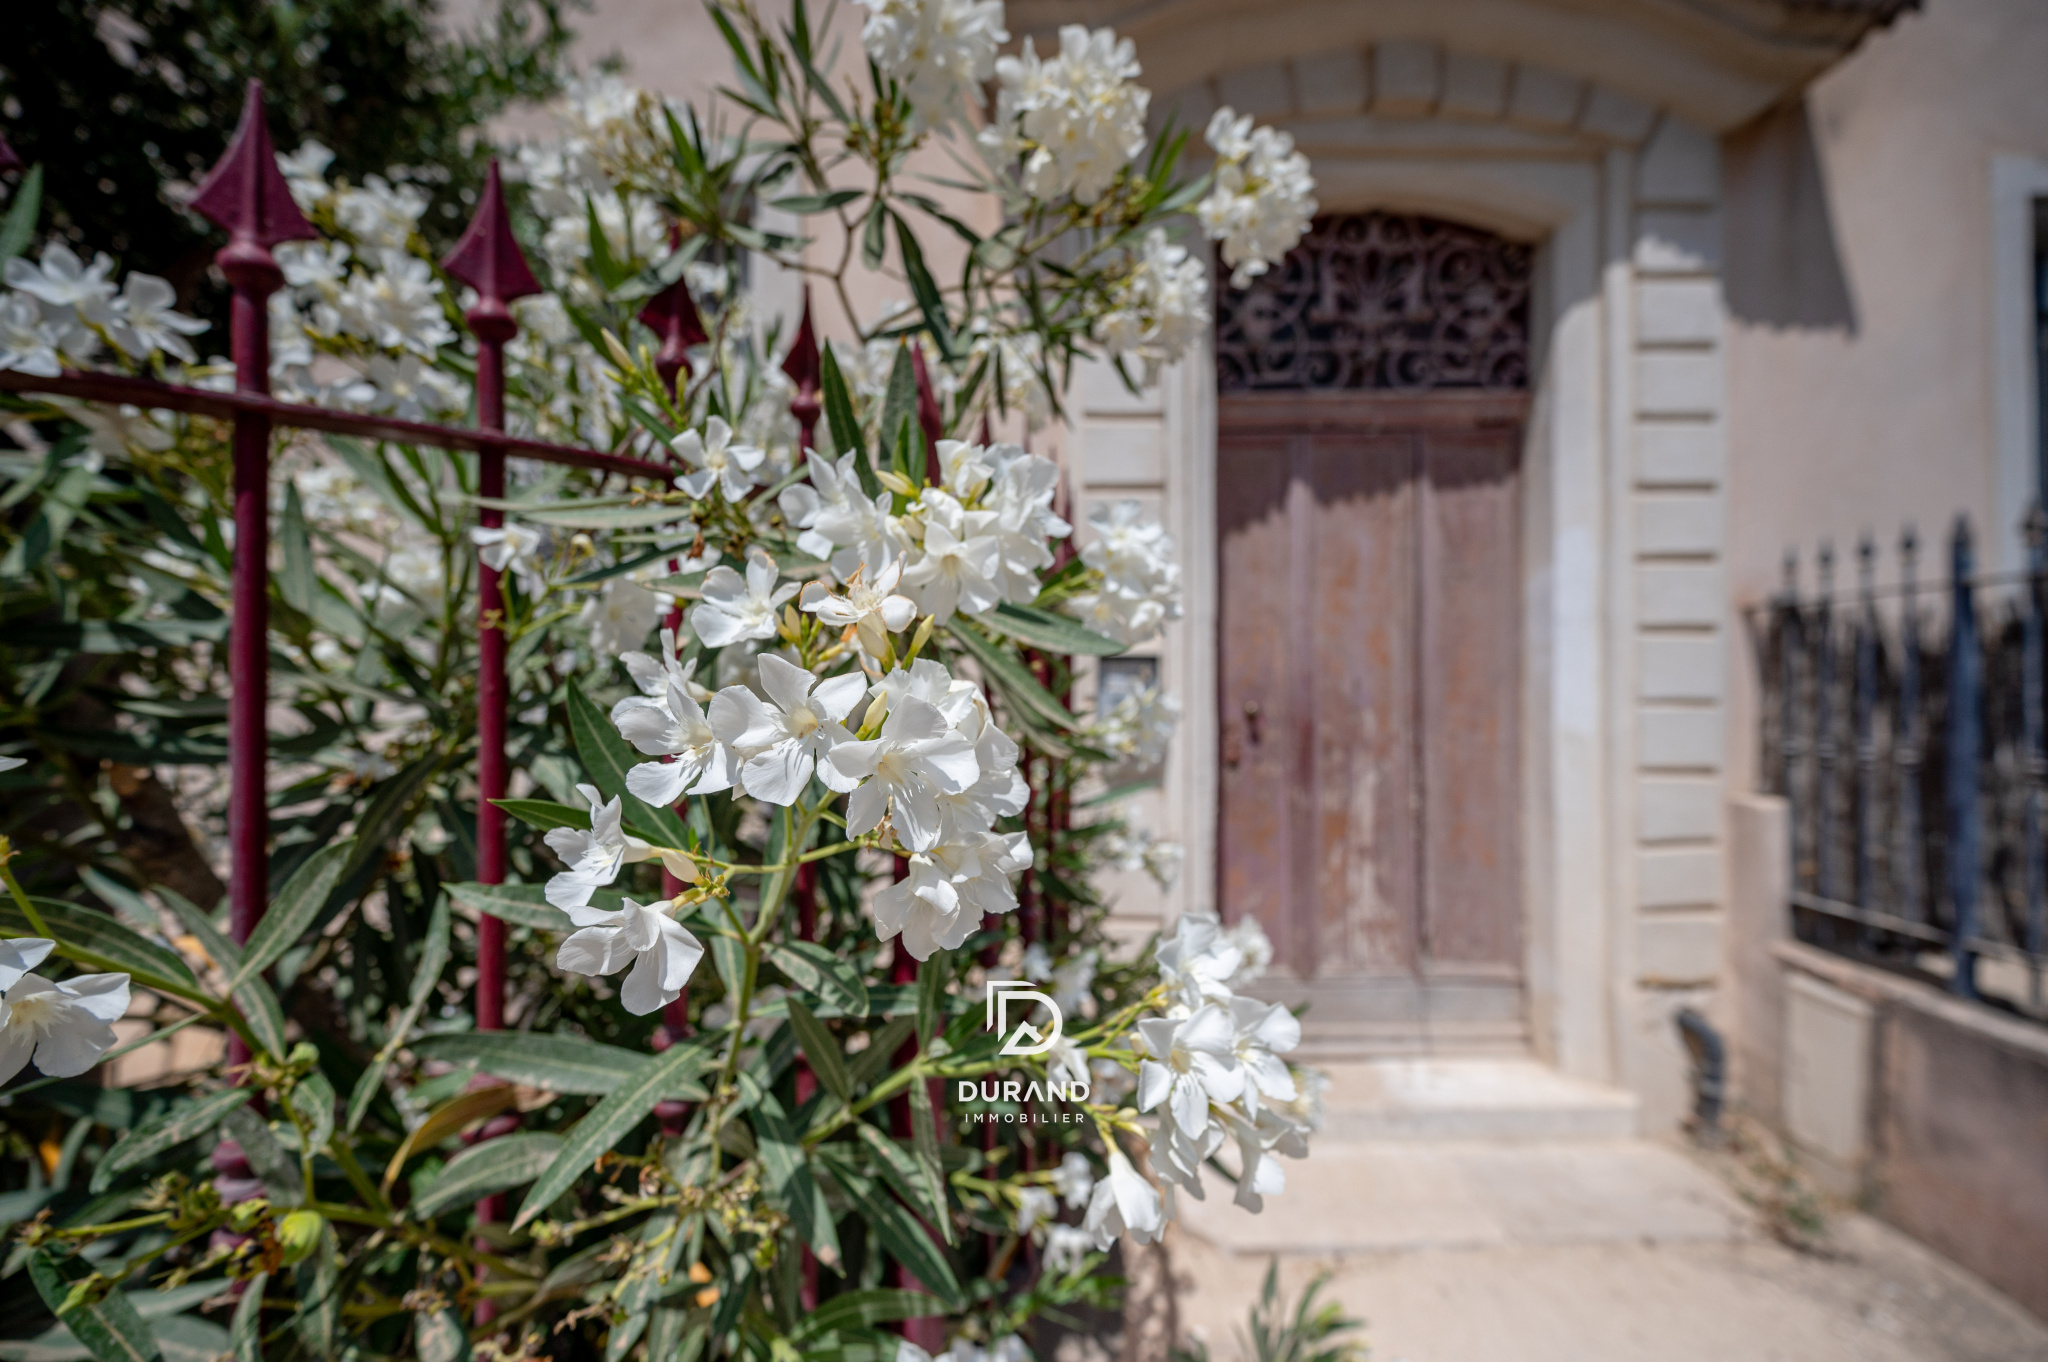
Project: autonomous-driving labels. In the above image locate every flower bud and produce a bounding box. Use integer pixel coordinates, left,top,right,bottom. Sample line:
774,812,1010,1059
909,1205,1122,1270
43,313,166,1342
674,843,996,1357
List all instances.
277,1209,324,1265
658,848,699,885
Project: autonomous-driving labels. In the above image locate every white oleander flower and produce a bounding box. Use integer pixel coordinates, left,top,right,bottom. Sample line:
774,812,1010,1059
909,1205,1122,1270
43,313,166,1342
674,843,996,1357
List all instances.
785,450,911,580
1082,499,1178,600
709,653,866,805
1155,911,1245,1008
1042,1223,1097,1275
278,141,336,210
900,489,1002,622
0,756,25,774
1198,107,1318,288
612,659,737,807
829,694,980,851
1014,1185,1057,1235
869,830,1026,958
544,783,656,909
1142,838,1186,890
974,444,1072,603
984,25,1149,206
855,0,1007,126
1135,1004,1245,1138
278,239,352,294
673,416,766,502
798,557,917,660
1223,913,1274,987
1052,1150,1095,1209
897,1338,1031,1362
1023,942,1099,1016
5,243,118,311
335,250,456,356
361,353,466,421
1096,229,1209,383
67,402,174,461
1046,1033,1090,1088
618,626,703,700
471,522,546,595
0,939,131,1084
1228,995,1300,1117
334,174,429,250
1220,1106,1291,1213
555,896,705,1015
0,293,65,377
1083,1149,1164,1248
96,273,208,363
1066,499,1182,645
690,548,798,647
581,578,666,661
1087,685,1180,769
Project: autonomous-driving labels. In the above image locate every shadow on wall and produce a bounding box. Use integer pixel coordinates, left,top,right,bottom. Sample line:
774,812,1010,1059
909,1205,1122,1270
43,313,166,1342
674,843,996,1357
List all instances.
1723,99,1859,334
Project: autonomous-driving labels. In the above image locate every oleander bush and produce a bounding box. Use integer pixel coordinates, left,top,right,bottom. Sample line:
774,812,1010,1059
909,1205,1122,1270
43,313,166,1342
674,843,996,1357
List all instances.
0,2,1323,1357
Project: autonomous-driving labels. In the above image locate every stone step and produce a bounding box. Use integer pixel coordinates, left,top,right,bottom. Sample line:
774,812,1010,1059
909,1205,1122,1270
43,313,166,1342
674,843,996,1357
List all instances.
1310,1057,1640,1142
1291,1017,1531,1061
1177,1138,1744,1257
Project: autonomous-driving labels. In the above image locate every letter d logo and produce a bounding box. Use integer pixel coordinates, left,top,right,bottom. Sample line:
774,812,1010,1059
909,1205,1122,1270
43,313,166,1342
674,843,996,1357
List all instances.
986,979,1063,1056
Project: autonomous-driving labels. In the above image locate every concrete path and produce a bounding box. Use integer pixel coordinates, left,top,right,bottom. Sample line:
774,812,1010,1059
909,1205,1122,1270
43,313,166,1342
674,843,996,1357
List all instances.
1169,1137,2048,1362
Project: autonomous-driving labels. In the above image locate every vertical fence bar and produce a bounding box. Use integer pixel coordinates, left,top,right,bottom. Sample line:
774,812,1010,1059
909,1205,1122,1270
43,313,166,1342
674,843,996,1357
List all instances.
1855,536,1879,933
1780,551,1803,898
2026,506,2047,1009
186,83,319,1033
443,160,543,1034
1815,542,1839,907
1897,526,1926,921
1947,517,1982,998
781,293,824,1313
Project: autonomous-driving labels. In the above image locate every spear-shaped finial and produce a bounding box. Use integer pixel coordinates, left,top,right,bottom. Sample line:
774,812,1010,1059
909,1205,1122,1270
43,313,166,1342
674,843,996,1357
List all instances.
909,342,944,485
442,159,543,343
782,291,821,455
189,81,317,284
639,231,708,400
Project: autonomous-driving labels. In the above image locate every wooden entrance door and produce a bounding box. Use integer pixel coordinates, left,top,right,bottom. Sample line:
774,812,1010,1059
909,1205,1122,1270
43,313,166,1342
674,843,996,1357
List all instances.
1217,392,1525,1053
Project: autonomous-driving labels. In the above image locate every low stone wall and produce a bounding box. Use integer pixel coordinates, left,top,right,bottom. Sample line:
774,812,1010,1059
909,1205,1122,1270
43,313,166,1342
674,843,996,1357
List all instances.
1725,795,2048,1323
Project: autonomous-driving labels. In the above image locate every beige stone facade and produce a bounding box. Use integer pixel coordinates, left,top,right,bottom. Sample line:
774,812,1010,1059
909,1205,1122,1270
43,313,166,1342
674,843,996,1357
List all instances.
528,0,2048,1133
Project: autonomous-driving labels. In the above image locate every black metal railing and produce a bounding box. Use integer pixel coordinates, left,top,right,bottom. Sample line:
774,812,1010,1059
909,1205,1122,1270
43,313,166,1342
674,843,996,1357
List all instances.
1754,512,2048,1020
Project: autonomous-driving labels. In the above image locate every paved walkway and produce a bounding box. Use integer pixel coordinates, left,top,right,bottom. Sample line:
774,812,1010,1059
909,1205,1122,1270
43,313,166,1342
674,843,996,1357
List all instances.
1169,1138,2048,1362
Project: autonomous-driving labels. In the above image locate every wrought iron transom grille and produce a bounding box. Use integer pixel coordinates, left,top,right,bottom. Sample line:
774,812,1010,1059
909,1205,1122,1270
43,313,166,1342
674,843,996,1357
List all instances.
1215,212,1534,393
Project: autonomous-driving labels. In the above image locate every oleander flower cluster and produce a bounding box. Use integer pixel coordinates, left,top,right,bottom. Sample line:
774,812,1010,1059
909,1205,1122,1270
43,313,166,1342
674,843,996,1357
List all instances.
1066,500,1183,646
0,241,207,380
1096,228,1210,384
781,438,1073,625
1199,106,1321,287
856,0,1009,127
512,75,675,283
1105,910,1313,1243
1085,683,1181,772
1097,815,1186,891
269,143,471,419
982,25,1150,207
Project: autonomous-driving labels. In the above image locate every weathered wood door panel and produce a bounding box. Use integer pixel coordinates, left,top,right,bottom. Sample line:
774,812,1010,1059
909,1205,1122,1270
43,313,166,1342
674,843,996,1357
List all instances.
1217,395,1524,1049
1419,426,1522,973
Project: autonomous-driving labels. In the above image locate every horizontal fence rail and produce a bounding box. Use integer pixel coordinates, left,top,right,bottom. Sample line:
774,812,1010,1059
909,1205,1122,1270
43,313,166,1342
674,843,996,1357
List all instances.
1754,514,2048,1020
0,368,675,478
